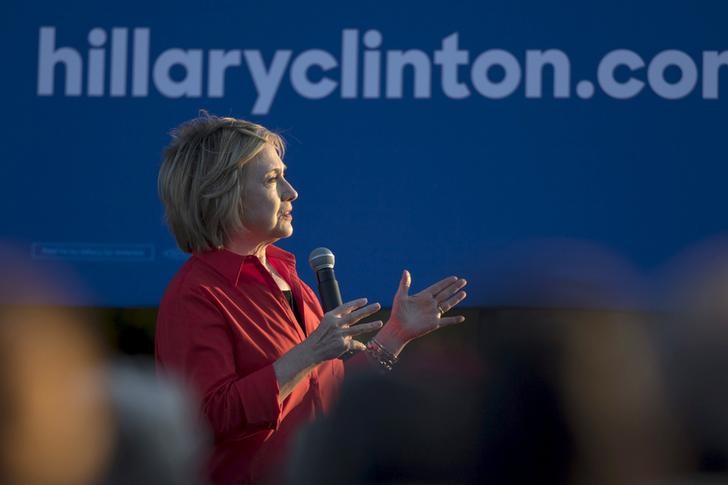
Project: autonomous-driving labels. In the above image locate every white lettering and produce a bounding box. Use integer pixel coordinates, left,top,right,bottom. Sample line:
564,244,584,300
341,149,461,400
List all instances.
703,51,728,99
386,50,431,98
598,49,645,99
471,49,521,99
244,50,292,115
208,49,242,97
341,29,358,98
648,50,697,99
87,28,106,96
110,28,128,96
434,33,470,99
132,28,150,96
153,49,203,98
290,49,338,99
35,27,725,108
37,27,82,96
363,30,382,99
525,49,570,98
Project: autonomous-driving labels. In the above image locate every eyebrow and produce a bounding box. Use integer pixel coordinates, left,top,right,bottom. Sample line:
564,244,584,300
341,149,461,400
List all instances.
266,165,287,175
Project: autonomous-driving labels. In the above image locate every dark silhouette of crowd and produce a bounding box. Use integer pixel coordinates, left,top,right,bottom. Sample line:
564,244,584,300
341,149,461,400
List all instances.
3,240,728,484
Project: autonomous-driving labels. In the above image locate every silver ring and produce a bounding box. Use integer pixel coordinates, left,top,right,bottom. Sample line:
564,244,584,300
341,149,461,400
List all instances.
437,304,446,316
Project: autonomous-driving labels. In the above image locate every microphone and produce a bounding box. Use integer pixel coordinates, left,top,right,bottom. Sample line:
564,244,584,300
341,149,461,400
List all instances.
309,247,357,360
308,247,342,312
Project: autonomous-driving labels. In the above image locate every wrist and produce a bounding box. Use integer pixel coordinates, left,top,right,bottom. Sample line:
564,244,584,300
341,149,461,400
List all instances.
365,337,399,372
296,339,320,367
373,321,409,357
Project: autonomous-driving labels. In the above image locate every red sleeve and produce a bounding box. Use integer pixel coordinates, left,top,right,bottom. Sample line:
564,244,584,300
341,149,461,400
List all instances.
157,288,284,440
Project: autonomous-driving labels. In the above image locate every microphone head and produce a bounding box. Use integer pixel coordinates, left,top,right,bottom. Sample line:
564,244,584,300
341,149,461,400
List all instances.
309,247,335,271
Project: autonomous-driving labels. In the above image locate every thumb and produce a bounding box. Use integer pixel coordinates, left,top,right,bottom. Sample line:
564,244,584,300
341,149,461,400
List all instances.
396,269,411,297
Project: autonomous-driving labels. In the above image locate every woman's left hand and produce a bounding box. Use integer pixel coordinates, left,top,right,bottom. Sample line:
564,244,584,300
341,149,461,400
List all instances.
376,270,467,355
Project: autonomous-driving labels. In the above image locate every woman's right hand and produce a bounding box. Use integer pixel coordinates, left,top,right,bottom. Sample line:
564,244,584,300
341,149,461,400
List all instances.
303,298,383,362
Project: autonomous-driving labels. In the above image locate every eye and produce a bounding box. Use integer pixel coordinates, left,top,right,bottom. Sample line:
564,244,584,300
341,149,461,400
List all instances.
266,169,287,184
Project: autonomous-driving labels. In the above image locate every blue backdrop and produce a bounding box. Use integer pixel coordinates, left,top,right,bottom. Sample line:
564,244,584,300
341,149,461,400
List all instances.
2,1,727,308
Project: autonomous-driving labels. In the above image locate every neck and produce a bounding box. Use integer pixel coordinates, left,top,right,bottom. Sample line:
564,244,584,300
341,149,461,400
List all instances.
224,234,273,267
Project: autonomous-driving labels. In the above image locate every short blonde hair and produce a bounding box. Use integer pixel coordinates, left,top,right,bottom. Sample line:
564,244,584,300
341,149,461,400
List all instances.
158,114,285,253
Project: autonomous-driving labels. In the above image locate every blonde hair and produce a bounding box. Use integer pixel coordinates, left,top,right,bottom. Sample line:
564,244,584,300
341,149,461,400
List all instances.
158,113,285,253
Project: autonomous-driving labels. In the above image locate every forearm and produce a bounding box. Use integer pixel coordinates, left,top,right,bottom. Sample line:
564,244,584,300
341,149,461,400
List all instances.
273,342,318,401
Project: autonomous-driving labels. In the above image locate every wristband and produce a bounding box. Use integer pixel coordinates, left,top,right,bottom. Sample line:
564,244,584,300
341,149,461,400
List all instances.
366,338,399,372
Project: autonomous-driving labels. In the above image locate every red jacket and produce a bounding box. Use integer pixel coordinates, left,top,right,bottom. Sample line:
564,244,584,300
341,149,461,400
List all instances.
155,246,344,484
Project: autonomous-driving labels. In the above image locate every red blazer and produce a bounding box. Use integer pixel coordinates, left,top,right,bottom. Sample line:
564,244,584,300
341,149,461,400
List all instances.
155,246,345,484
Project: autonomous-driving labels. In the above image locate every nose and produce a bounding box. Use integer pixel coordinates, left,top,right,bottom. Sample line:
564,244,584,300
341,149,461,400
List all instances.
282,177,298,202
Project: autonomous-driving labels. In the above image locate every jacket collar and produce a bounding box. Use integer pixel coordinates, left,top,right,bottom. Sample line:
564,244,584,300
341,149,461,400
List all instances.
194,245,297,286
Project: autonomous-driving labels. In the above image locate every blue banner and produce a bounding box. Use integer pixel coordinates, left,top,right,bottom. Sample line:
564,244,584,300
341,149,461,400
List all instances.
2,1,727,307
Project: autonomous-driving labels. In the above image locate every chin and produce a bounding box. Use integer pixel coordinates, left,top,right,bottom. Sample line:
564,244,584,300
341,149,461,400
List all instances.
275,226,294,239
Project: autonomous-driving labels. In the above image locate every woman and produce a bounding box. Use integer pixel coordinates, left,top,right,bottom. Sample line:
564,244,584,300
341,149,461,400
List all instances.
155,114,467,484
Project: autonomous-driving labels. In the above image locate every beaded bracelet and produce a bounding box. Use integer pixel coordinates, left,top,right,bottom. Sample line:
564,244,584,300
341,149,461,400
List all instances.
366,338,399,372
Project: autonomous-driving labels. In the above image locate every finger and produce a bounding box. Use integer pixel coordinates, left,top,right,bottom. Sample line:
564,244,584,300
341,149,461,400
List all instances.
332,298,368,316
417,276,459,298
395,269,411,299
438,290,467,313
439,315,466,327
435,279,468,302
342,320,383,336
342,303,381,326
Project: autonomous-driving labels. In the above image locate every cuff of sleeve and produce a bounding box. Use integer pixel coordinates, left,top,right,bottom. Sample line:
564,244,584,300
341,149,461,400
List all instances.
234,364,282,431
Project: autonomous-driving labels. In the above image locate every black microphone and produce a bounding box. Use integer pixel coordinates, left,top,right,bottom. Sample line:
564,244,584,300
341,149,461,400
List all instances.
308,247,342,312
309,247,357,360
